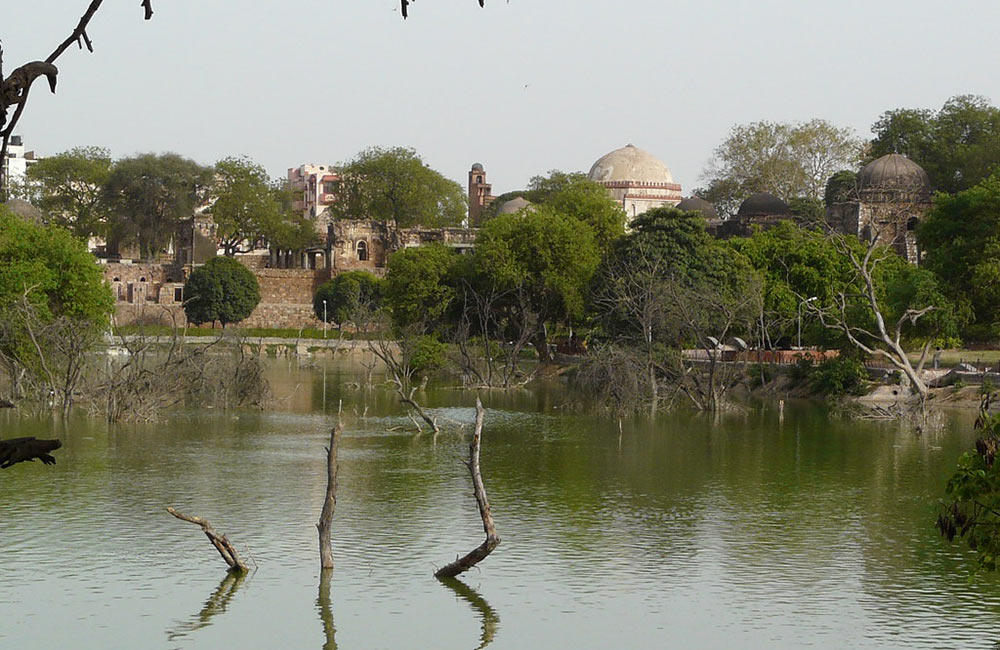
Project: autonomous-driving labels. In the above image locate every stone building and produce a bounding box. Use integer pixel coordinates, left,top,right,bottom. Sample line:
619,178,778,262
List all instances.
826,153,932,264
326,220,476,273
676,196,722,235
496,196,533,215
717,192,794,239
587,144,682,220
468,163,495,226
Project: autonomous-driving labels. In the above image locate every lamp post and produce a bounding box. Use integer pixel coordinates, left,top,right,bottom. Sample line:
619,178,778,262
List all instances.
798,296,818,349
323,299,327,339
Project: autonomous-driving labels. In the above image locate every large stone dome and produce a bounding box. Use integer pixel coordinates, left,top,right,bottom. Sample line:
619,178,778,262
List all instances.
859,153,930,191
738,192,790,217
498,196,533,214
3,198,44,225
588,144,675,185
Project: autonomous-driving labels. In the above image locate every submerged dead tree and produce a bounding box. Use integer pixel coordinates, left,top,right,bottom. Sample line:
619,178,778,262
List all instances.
167,507,248,573
435,397,500,578
317,422,343,570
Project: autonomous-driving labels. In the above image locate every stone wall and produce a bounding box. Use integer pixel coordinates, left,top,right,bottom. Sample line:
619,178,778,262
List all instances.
254,268,328,305
102,261,183,305
240,267,328,329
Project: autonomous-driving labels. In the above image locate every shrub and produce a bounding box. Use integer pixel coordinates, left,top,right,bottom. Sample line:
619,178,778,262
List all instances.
184,256,260,326
406,335,448,377
789,356,814,383
808,356,868,397
313,271,383,327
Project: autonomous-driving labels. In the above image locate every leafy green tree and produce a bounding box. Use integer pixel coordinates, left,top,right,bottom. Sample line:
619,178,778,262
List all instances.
266,179,321,251
383,243,460,330
313,271,383,328
329,147,465,228
787,197,824,223
0,207,114,406
869,95,1000,193
210,157,283,256
592,207,762,411
474,205,600,362
938,411,1000,572
0,207,113,324
105,153,213,260
731,221,855,346
25,146,112,239
918,173,1000,338
733,220,966,351
824,169,858,206
183,256,260,327
703,119,862,214
530,171,625,251
482,171,625,250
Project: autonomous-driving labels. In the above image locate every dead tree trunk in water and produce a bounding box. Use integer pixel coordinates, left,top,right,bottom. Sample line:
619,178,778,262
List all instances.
317,422,343,570
434,397,500,578
166,507,248,573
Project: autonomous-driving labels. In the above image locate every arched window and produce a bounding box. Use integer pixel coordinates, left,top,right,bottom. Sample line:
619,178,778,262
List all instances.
357,240,369,262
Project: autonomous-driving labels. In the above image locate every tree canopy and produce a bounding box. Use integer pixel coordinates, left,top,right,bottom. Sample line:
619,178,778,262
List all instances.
183,256,260,327
938,411,1000,573
0,206,113,403
0,206,112,325
104,153,212,261
329,147,466,228
24,146,111,239
474,205,600,325
313,271,384,328
869,95,1000,193
209,157,284,256
701,119,862,215
918,172,1000,338
383,243,461,331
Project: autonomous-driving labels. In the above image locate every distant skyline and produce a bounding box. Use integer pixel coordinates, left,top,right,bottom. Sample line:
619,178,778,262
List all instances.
5,1,999,195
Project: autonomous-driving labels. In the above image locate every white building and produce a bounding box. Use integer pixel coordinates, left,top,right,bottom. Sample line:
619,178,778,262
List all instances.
2,135,40,193
588,144,682,220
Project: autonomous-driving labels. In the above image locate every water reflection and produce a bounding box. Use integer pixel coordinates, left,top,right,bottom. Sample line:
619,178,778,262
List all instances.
438,577,500,649
166,570,247,641
317,570,337,650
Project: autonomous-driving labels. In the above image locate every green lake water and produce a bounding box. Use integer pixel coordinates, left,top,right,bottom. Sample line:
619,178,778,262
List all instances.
1,357,999,649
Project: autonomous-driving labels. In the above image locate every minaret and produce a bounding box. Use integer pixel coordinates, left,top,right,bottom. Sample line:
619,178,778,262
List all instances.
468,163,493,227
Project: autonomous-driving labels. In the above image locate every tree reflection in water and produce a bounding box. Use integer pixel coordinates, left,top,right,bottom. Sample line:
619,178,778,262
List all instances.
317,570,337,650
438,577,500,649
166,570,247,641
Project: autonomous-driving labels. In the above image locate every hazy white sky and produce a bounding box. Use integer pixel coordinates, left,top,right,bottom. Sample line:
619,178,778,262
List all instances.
5,0,1000,195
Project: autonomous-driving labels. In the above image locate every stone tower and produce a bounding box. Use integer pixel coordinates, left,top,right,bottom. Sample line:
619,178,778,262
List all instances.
468,163,493,227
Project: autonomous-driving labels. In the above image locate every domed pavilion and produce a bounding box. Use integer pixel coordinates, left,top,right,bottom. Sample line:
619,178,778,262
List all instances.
587,144,682,219
717,192,794,239
826,153,932,263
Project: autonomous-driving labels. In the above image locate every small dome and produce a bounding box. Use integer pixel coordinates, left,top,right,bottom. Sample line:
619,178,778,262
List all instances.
676,196,718,218
738,192,790,217
3,198,44,225
498,196,533,214
471,162,484,172
588,144,675,185
859,154,930,191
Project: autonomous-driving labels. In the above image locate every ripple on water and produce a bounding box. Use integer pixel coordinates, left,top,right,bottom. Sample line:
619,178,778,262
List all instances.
3,384,1000,649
